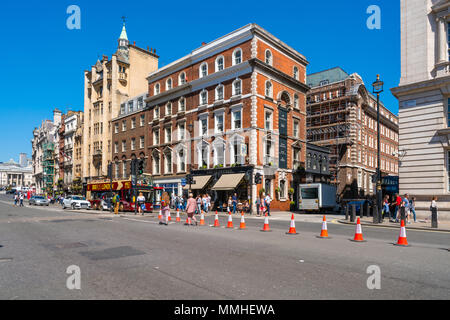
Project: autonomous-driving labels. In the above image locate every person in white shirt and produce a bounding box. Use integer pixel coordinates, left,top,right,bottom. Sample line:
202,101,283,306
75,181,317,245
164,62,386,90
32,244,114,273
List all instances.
137,192,146,215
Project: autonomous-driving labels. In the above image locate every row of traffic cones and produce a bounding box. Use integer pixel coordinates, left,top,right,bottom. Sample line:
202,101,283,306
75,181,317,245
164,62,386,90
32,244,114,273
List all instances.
160,209,410,246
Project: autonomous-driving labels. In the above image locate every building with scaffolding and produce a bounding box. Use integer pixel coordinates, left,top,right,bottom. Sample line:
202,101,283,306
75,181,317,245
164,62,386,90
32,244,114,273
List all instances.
306,67,399,201
31,109,62,195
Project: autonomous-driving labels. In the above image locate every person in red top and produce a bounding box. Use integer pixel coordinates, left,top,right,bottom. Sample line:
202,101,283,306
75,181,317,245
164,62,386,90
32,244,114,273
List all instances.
393,193,402,223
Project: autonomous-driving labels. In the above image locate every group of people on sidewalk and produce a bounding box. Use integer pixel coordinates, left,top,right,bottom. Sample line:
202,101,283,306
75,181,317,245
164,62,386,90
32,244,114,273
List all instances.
13,192,25,207
382,193,439,224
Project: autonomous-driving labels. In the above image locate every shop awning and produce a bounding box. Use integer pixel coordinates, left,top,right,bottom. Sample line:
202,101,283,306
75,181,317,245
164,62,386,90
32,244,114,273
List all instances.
183,175,212,190
211,173,245,191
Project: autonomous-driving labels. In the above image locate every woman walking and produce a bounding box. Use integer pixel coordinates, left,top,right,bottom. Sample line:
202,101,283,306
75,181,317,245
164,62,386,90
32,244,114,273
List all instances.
137,192,146,215
185,193,198,226
159,192,171,226
410,196,417,223
382,195,390,221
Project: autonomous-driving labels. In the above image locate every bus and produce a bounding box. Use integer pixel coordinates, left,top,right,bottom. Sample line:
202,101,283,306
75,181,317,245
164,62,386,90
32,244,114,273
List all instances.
86,180,164,212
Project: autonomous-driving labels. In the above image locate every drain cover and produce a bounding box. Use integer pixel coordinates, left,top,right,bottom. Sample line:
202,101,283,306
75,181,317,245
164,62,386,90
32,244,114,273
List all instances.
79,246,146,261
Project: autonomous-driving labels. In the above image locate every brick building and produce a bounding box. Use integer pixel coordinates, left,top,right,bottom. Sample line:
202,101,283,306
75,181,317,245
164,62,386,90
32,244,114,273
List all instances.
306,67,399,201
112,24,309,212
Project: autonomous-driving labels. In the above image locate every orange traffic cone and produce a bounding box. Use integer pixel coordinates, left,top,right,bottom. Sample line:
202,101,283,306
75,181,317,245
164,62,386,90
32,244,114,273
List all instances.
158,209,162,221
168,211,172,222
227,212,234,229
260,213,272,232
199,211,205,226
213,211,220,228
286,214,298,235
187,216,192,226
394,219,410,247
317,216,330,239
350,218,366,242
239,212,246,230
176,209,181,222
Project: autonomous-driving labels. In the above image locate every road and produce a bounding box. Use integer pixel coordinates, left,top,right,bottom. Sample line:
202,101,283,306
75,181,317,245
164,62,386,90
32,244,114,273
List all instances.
0,194,449,300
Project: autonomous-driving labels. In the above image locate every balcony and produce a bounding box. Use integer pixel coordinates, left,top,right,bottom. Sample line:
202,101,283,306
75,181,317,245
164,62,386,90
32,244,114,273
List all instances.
92,149,102,166
118,72,127,84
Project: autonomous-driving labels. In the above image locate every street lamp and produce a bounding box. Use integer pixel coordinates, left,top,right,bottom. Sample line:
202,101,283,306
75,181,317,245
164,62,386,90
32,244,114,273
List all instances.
372,74,384,224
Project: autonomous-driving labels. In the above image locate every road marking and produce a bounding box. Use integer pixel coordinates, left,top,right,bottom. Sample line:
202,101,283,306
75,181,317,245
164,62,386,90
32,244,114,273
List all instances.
0,258,13,262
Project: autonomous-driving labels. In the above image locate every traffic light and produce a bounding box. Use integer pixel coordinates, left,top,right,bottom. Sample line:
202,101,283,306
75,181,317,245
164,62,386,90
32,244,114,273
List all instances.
130,159,137,176
255,173,262,184
138,159,144,175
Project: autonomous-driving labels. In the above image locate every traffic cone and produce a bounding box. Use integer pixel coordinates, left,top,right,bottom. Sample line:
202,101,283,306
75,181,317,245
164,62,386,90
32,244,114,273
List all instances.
239,212,246,230
286,214,298,235
168,211,172,222
176,209,181,222
227,212,234,229
350,218,366,242
213,211,220,228
317,216,330,239
199,211,205,226
394,219,410,247
158,209,162,221
260,213,272,232
187,216,192,226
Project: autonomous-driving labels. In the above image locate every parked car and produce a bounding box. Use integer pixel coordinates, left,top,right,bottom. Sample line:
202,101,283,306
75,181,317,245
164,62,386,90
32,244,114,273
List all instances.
62,196,91,210
29,196,50,206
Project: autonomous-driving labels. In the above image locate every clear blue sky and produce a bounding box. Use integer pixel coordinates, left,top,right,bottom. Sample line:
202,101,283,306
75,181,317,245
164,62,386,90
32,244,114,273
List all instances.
0,0,400,162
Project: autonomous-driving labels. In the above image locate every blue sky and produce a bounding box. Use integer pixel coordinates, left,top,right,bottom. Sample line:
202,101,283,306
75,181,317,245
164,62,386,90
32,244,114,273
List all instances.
0,0,400,162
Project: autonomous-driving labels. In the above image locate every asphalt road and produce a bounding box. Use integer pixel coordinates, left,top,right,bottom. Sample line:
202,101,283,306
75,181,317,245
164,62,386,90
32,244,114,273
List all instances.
0,195,449,300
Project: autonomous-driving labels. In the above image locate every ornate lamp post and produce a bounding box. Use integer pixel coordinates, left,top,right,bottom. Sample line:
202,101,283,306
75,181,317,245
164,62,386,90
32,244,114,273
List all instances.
372,75,384,224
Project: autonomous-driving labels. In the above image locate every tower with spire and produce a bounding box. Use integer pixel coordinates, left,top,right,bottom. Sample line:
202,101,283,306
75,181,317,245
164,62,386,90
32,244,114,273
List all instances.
117,18,129,62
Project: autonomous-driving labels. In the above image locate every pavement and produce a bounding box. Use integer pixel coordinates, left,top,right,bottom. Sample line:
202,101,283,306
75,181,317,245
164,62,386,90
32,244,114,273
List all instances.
0,194,449,300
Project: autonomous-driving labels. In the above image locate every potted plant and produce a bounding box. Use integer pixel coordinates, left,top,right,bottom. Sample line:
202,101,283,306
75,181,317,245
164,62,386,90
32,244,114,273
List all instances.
290,201,296,211
259,188,266,197
288,188,295,201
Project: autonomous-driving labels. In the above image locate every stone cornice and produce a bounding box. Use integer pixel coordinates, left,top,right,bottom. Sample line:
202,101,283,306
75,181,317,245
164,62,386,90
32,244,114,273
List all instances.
391,75,450,98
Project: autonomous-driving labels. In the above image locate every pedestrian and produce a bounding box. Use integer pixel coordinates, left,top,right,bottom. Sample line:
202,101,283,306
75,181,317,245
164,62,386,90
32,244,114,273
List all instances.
382,195,390,221
402,194,411,224
410,196,417,223
256,197,261,217
264,193,272,216
159,192,170,226
137,192,146,215
232,193,238,214
429,196,438,224
227,196,232,213
393,193,401,223
19,193,24,207
113,193,120,214
13,193,18,206
185,193,198,226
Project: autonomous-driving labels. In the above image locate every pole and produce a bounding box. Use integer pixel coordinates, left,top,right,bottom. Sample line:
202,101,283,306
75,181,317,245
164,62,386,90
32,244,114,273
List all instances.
431,207,438,228
375,92,382,224
109,163,113,213
133,159,138,215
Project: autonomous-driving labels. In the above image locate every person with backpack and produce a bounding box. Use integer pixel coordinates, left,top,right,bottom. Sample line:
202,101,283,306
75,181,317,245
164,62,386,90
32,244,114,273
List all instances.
113,193,120,214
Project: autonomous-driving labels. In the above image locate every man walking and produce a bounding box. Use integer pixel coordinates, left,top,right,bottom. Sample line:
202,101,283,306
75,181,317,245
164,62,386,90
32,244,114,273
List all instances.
232,193,238,214
113,193,120,214
19,193,24,207
264,193,272,217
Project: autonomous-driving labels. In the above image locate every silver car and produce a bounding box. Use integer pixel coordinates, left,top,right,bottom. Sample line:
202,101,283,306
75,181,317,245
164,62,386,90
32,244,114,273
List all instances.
29,196,50,206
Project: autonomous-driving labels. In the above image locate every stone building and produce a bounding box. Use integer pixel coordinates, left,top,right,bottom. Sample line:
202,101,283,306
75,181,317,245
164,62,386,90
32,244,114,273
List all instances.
391,0,450,219
0,156,33,189
62,111,83,190
112,23,309,212
82,22,158,184
307,67,399,201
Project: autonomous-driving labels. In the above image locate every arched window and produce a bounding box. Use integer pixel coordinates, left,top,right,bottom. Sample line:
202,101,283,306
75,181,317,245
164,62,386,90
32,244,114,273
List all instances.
164,150,172,174
293,66,299,80
179,72,186,85
197,141,209,168
178,97,185,112
200,89,208,105
232,78,242,96
152,152,160,175
265,81,273,98
199,62,208,78
265,49,273,65
215,56,224,72
166,102,172,116
177,149,186,172
154,83,160,95
166,78,172,90
215,84,224,101
233,48,242,65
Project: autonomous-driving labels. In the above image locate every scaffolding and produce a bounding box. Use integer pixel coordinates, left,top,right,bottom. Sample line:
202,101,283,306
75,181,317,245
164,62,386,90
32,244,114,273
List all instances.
43,142,55,192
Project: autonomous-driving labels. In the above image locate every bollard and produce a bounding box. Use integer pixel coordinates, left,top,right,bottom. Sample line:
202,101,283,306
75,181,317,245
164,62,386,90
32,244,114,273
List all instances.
431,207,438,229
373,205,378,224
365,202,370,218
351,205,356,223
345,204,349,221
359,204,364,219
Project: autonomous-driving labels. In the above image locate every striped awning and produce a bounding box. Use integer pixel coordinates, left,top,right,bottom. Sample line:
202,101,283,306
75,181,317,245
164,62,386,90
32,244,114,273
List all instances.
211,173,245,191
183,175,212,190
